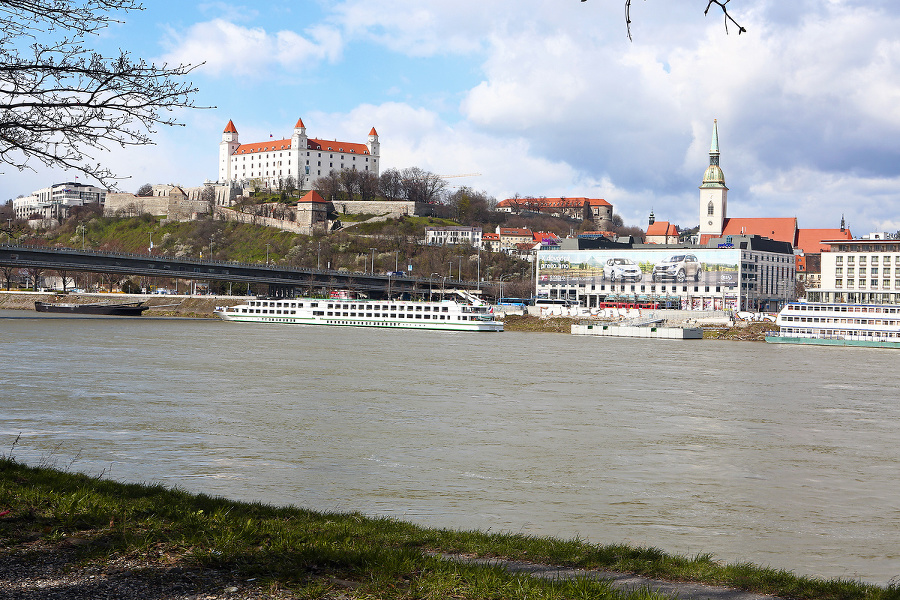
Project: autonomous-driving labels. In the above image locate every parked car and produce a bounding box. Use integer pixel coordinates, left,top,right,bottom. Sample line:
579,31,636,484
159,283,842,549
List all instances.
652,254,703,282
603,258,643,282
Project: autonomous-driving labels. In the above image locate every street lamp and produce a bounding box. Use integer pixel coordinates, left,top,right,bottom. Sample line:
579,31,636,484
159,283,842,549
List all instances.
429,272,439,301
317,241,322,270
265,243,270,265
369,247,376,274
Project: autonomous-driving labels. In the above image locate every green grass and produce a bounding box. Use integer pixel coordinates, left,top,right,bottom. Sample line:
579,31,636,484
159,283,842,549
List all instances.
1,457,896,599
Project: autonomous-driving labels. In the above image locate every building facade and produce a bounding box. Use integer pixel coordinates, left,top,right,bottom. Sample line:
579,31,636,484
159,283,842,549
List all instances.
13,182,106,219
810,236,900,305
496,196,614,230
537,235,795,312
425,226,482,247
218,118,380,193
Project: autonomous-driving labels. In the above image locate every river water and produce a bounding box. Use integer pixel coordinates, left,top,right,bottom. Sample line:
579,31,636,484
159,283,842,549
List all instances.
1,309,898,584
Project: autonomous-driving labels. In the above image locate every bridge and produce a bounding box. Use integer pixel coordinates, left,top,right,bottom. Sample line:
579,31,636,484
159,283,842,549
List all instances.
0,244,483,299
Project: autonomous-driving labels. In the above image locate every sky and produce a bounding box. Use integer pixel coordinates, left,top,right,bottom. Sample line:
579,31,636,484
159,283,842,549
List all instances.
5,0,900,235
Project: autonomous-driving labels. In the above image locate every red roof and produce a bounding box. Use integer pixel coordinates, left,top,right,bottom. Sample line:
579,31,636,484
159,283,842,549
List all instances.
223,120,237,133
233,137,370,155
295,117,305,129
497,197,611,209
646,221,679,237
306,137,370,155
369,127,378,136
499,227,533,236
700,217,798,245
532,231,559,242
794,228,853,254
298,190,327,204
482,232,500,240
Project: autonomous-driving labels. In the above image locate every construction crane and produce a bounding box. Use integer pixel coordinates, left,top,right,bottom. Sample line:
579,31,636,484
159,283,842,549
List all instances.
438,173,481,179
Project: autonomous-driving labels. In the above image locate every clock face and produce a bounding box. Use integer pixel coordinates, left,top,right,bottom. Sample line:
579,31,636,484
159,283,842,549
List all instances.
708,220,714,226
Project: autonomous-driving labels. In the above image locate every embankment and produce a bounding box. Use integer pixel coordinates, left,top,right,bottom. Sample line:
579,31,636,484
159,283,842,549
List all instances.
0,291,223,318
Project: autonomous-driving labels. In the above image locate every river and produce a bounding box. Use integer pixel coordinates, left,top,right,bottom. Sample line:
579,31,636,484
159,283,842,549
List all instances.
1,309,898,584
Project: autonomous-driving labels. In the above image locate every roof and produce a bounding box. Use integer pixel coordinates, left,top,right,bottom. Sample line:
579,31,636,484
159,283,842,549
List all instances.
794,228,853,254
700,217,798,245
532,231,559,242
646,221,679,237
223,120,237,134
499,227,533,236
497,197,611,209
295,117,305,129
482,232,500,240
369,127,378,136
232,137,370,155
298,190,327,204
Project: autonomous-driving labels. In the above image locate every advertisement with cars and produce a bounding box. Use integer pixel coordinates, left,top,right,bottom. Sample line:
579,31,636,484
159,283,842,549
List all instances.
537,248,740,287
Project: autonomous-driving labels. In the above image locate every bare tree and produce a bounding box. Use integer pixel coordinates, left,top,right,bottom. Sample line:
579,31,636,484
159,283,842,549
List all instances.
135,183,153,196
201,185,216,215
0,0,204,186
379,168,403,201
400,167,446,204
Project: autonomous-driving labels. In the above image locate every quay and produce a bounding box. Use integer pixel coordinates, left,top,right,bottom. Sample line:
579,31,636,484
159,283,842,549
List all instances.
571,322,703,339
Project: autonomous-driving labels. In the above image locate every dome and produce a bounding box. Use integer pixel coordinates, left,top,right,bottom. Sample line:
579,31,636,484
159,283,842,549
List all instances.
702,164,725,185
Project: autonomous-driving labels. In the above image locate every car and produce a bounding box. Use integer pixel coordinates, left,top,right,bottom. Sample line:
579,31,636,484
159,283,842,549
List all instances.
652,254,703,282
603,258,643,282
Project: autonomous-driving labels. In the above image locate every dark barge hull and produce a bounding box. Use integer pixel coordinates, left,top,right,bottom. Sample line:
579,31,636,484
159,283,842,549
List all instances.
34,301,150,316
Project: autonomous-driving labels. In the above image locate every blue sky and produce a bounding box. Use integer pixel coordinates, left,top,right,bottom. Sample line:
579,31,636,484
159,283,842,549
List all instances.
5,0,900,235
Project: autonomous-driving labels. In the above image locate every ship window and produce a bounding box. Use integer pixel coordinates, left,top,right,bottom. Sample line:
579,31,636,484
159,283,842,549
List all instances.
442,307,449,312
424,315,431,319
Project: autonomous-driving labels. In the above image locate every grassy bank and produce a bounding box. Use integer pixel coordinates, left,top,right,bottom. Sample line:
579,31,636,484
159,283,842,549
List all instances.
0,457,894,600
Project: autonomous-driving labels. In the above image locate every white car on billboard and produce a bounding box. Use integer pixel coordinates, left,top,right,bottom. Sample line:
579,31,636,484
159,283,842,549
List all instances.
651,254,703,282
603,258,643,282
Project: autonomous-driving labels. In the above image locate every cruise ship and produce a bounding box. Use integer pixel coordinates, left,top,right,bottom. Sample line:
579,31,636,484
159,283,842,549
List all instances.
214,297,504,332
765,302,900,348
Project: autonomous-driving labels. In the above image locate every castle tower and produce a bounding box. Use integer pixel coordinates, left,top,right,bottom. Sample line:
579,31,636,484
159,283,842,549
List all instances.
699,119,728,239
219,120,240,183
367,127,380,162
291,118,309,188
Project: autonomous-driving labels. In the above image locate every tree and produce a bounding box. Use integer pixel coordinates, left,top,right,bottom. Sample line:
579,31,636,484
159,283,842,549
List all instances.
136,183,153,197
379,169,403,201
0,0,203,186
400,167,446,204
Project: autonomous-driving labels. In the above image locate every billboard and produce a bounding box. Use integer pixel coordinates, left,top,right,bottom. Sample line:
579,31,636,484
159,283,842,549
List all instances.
538,248,741,288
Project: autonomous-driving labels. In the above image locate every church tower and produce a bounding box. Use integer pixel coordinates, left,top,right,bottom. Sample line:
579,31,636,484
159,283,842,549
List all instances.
699,119,728,239
219,120,240,183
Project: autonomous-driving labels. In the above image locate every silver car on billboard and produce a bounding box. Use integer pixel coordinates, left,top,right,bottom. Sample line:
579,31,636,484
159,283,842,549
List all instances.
603,258,643,282
651,254,703,282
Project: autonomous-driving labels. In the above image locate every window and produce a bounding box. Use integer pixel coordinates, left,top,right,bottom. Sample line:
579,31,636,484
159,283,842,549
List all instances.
707,201,714,215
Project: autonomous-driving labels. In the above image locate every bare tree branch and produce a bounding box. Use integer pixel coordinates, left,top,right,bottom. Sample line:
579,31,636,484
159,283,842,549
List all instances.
0,0,208,187
581,0,746,41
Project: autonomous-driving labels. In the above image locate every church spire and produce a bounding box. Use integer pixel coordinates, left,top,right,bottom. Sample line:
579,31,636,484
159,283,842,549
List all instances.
701,119,725,188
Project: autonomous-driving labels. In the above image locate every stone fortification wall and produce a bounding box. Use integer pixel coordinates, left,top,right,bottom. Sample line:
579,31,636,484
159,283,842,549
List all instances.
104,193,169,217
332,200,431,218
213,206,317,235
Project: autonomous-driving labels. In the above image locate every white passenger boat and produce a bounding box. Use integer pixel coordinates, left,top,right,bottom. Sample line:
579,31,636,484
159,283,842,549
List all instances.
765,301,900,348
214,297,504,332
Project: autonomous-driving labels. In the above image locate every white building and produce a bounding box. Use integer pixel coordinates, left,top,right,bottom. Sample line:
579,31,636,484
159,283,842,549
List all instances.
810,237,900,305
13,182,106,219
218,118,380,193
425,226,482,246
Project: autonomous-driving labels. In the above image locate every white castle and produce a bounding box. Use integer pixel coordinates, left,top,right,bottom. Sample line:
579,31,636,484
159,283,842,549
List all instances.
218,118,380,189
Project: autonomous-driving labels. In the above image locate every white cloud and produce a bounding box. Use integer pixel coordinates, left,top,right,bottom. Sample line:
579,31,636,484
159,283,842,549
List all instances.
159,18,342,78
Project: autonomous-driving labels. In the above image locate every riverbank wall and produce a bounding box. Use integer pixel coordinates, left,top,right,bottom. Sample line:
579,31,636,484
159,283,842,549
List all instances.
0,291,226,318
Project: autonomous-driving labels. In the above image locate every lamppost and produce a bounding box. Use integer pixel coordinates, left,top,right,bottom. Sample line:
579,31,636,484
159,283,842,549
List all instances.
429,272,439,301
498,274,513,305
317,242,322,270
369,248,376,274
393,250,399,273
265,243,270,265
476,245,481,290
